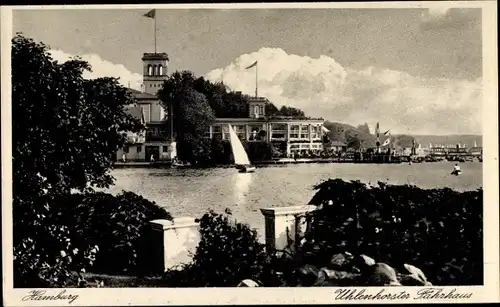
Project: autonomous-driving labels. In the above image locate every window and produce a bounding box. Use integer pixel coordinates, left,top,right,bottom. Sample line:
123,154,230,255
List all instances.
300,125,310,139
311,125,320,139
271,124,287,139
158,65,163,75
234,125,246,140
259,105,264,115
248,125,262,140
222,125,231,140
254,105,259,116
213,125,222,140
124,147,130,154
290,125,300,139
137,146,142,153
148,65,153,76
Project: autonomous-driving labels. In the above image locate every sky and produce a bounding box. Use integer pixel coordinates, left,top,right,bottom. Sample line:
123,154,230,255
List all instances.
12,5,483,135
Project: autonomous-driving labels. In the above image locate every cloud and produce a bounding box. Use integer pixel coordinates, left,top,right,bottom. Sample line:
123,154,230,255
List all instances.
420,7,481,31
205,47,482,135
48,49,143,90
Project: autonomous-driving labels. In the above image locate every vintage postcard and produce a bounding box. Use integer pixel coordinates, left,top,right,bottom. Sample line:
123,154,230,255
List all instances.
1,1,499,305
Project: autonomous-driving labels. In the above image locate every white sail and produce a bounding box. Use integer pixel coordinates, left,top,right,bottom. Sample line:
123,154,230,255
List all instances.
228,124,251,166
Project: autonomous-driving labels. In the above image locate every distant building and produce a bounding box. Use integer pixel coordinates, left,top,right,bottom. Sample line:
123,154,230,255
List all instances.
206,96,326,157
116,52,174,162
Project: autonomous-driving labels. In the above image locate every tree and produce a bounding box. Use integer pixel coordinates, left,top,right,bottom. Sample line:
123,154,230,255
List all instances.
12,34,143,286
278,106,305,117
158,72,216,165
357,123,371,135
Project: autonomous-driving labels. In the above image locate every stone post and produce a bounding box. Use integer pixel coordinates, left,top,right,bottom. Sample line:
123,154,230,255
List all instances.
149,217,200,272
260,205,318,253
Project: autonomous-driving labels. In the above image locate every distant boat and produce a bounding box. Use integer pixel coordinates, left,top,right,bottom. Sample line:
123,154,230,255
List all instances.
228,124,256,173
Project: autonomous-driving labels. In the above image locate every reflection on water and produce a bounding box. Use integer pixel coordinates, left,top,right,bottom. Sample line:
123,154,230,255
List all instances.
232,172,253,205
106,162,482,242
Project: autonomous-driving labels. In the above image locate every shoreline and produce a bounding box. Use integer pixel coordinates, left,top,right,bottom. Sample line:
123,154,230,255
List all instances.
111,157,480,169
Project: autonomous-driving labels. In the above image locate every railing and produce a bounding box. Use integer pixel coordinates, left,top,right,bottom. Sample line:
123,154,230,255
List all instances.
149,205,319,272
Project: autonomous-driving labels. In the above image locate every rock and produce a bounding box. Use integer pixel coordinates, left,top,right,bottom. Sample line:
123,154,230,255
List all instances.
296,264,319,286
365,263,399,286
360,254,376,267
403,263,428,284
314,268,361,286
398,274,426,286
237,279,259,287
330,252,354,270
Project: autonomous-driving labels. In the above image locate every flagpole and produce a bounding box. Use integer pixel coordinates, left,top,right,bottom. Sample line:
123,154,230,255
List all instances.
255,63,258,98
154,12,157,54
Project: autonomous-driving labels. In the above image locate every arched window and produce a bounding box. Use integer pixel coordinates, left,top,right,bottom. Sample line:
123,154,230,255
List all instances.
254,105,259,115
158,65,163,75
148,65,153,76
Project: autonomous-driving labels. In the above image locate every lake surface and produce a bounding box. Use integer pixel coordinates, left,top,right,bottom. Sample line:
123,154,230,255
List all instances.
106,162,482,241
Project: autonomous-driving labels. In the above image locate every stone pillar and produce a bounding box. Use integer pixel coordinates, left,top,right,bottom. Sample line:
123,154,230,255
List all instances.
149,217,200,272
260,205,317,253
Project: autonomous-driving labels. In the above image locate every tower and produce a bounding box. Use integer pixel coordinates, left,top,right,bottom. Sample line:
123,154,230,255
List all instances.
248,97,267,119
142,52,169,95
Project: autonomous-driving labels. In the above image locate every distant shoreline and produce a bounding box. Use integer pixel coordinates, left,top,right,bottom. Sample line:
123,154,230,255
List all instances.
111,157,481,169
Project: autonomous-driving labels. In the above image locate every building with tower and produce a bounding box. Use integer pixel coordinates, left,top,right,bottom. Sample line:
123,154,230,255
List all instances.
116,52,176,162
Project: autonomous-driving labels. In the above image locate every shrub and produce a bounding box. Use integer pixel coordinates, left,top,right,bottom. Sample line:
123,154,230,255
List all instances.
304,179,483,285
13,195,99,288
162,210,281,287
14,191,172,287
56,191,172,276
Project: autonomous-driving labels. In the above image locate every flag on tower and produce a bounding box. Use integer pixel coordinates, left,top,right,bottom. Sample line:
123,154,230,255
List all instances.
245,61,257,69
143,9,156,18
245,61,258,97
383,130,390,135
143,9,157,53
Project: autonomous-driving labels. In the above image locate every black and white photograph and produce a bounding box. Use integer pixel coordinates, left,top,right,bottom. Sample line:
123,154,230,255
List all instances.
1,1,498,305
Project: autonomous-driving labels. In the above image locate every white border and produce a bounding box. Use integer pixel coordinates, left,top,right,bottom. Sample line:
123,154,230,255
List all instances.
2,2,499,305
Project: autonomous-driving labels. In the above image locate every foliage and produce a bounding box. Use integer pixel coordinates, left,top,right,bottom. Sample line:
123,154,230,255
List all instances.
58,192,172,275
158,72,216,165
243,141,275,162
356,123,371,135
305,179,483,285
12,34,144,287
15,191,171,287
279,105,305,117
13,203,99,288
162,211,278,287
345,128,376,149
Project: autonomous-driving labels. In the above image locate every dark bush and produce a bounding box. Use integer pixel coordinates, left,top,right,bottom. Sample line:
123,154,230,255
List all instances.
243,141,274,162
162,210,282,287
35,191,172,277
304,179,483,285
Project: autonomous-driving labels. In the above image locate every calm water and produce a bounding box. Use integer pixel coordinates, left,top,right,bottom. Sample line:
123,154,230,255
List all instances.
106,162,482,241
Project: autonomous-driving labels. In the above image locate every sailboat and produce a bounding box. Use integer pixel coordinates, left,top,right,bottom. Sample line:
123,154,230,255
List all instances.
228,124,256,173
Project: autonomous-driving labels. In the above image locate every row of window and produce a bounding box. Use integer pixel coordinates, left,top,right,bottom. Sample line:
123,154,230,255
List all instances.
206,124,321,140
147,64,164,76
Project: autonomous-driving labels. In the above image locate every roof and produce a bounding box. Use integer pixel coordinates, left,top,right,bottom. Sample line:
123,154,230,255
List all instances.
213,117,324,124
142,52,170,61
124,105,144,122
126,88,159,100
248,97,270,104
